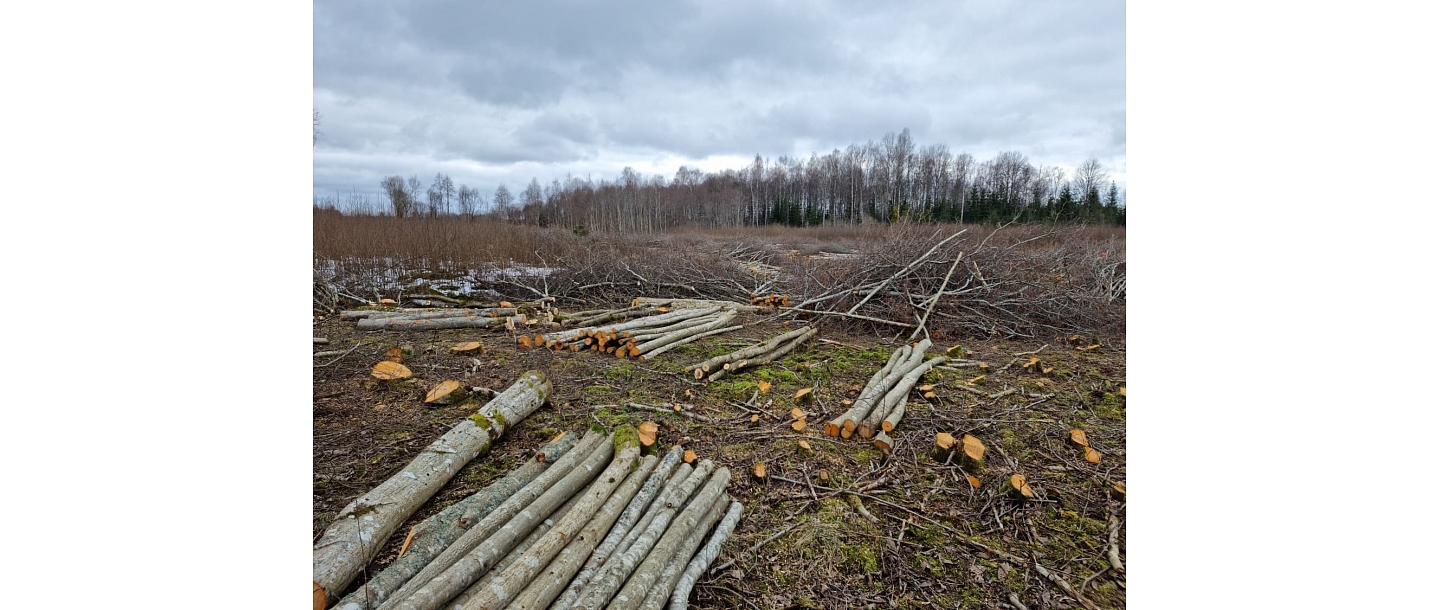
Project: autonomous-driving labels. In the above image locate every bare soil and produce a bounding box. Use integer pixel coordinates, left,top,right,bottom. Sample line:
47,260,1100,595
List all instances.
314,309,1126,609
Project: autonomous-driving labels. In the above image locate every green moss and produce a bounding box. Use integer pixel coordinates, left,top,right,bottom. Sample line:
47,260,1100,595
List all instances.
602,363,635,379
584,385,615,396
1094,392,1126,422
468,413,494,430
815,497,881,574
613,423,640,451
796,596,822,610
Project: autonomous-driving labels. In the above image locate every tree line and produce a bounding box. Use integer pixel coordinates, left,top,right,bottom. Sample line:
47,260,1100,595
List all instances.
315,129,1124,230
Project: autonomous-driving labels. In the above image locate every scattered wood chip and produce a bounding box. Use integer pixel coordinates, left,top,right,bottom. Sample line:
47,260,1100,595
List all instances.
791,418,807,432
1078,344,1101,352
1041,366,1054,376
790,407,805,420
966,374,986,385
793,387,814,403
923,391,937,399
946,344,966,358
918,384,935,392
424,380,468,405
683,449,697,464
753,462,767,479
841,398,853,406
758,380,772,394
797,440,812,452
371,361,412,381
967,475,981,489
450,341,483,354
379,298,397,305
673,403,682,412
1119,387,1126,397
750,414,760,423
1006,473,1035,499
398,524,418,558
499,301,513,308
638,421,659,449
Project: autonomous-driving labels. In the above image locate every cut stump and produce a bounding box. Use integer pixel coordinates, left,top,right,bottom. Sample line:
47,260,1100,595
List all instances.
424,380,468,405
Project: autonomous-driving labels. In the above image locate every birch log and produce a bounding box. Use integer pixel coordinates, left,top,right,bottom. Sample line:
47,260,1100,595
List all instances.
463,449,652,610
860,355,945,439
841,340,930,437
344,308,516,321
382,436,614,610
686,326,812,375
667,501,744,610
705,327,816,382
637,326,741,360
553,452,688,610
605,469,733,610
334,433,578,610
824,344,909,437
313,371,552,603
637,495,731,610
632,312,736,357
383,432,606,607
569,462,716,610
358,316,506,331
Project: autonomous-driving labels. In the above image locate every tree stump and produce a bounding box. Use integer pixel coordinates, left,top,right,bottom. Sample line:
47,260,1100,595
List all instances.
424,380,468,405
451,341,483,355
932,432,957,462
1005,473,1035,500
959,434,986,471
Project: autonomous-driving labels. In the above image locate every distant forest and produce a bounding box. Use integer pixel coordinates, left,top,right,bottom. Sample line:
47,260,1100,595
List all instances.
314,129,1125,231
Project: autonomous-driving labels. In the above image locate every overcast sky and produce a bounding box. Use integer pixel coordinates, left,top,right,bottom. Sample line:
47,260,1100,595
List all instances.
313,0,1125,204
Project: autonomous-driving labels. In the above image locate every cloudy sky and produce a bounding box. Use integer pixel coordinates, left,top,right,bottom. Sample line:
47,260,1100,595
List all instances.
313,0,1124,204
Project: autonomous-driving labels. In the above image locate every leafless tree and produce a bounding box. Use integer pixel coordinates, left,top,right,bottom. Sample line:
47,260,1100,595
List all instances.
457,185,479,219
381,175,411,217
1073,157,1108,200
494,184,514,221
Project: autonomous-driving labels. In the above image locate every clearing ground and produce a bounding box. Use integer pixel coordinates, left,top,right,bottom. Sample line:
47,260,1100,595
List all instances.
314,307,1126,609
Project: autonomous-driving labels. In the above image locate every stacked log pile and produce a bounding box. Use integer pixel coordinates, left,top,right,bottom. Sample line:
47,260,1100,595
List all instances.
527,303,749,360
344,302,557,332
824,340,946,450
314,371,553,607
322,427,742,610
683,325,818,382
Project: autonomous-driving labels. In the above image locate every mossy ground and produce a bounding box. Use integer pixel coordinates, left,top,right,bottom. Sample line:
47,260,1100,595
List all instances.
314,309,1126,609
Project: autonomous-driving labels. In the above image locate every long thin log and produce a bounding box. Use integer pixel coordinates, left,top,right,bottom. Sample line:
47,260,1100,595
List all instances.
570,306,657,328
638,326,740,360
546,307,720,345
626,313,725,342
569,463,717,610
881,401,907,434
334,433,579,610
359,316,505,331
825,344,907,437
608,463,711,572
343,308,515,321
473,451,658,610
553,451,687,610
381,436,616,610
634,312,736,357
604,468,732,610
445,470,600,610
706,327,816,382
667,500,743,610
631,297,766,313
313,371,552,604
685,326,811,374
860,356,946,439
459,443,645,610
637,495,731,610
382,432,607,607
909,247,966,341
840,339,931,438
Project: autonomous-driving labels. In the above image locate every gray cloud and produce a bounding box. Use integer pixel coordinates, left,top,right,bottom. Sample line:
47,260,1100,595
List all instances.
314,0,1125,199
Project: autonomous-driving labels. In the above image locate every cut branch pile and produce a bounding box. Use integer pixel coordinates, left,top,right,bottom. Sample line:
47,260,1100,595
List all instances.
825,339,943,442
528,303,747,360
683,325,819,382
327,426,743,610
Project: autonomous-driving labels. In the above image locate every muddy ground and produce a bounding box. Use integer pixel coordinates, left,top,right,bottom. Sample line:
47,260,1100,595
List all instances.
314,309,1126,609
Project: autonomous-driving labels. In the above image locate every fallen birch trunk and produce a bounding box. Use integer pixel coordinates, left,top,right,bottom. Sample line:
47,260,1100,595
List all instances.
342,308,516,321
333,432,579,610
553,451,687,610
638,495,732,610
606,469,733,610
631,297,767,313
835,340,931,438
825,345,908,437
464,450,655,610
313,371,552,604
381,435,615,610
633,312,736,357
637,326,740,360
859,355,946,438
686,326,812,376
383,432,607,607
706,327,816,381
359,316,506,331
568,462,715,610
667,500,743,610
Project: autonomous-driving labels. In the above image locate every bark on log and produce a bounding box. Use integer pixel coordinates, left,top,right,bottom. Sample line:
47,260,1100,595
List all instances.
381,436,615,610
881,401,906,433
631,298,766,313
466,451,656,610
382,432,607,608
569,462,715,610
458,444,644,610
445,474,595,610
626,313,724,342
637,494,731,610
313,371,552,604
633,312,736,357
706,327,816,382
343,308,516,321
604,468,733,610
333,433,578,610
685,326,812,375
872,431,895,454
826,344,907,437
860,355,945,439
554,449,686,610
666,500,743,610
638,326,740,360
358,316,505,331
